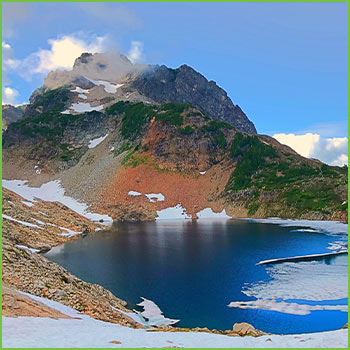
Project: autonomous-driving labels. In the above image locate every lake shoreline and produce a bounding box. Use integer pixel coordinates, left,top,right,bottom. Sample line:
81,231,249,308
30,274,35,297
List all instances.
2,186,348,347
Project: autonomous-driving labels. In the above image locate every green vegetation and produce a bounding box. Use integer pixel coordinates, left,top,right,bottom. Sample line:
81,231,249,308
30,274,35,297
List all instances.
11,110,85,138
226,133,278,190
225,132,346,214
113,143,132,157
280,186,339,214
31,86,70,113
248,202,260,215
122,151,149,167
198,120,234,150
177,125,194,135
120,103,154,139
105,101,130,115
160,103,191,114
107,101,155,139
212,130,227,149
201,120,233,132
59,143,84,162
339,201,348,211
155,103,191,126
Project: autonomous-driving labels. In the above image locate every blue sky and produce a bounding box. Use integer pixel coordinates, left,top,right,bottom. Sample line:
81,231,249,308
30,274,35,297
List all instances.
2,2,348,164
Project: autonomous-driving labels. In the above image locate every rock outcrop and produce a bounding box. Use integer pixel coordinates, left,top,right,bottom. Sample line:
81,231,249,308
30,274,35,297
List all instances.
2,188,142,328
2,104,26,131
131,64,257,134
232,322,266,337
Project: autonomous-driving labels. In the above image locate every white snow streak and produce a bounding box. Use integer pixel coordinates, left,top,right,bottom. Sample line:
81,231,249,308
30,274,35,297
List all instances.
2,179,113,225
88,134,109,149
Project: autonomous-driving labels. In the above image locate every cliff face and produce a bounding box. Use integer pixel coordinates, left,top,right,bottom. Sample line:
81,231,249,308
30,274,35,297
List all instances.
131,64,257,134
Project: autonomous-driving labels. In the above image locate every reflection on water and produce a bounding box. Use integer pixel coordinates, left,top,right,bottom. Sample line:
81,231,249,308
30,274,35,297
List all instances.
45,219,348,334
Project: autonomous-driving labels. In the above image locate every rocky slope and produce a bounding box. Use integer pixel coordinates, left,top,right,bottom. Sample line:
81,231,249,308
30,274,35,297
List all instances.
3,93,348,222
2,187,141,327
130,64,257,134
2,104,26,131
2,52,348,222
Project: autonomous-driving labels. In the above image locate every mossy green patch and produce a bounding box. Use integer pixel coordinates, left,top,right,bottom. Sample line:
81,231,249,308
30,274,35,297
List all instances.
226,133,278,190
177,125,194,135
201,120,234,132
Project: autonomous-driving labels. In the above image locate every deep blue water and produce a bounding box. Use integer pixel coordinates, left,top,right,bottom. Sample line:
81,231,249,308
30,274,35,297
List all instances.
45,219,348,334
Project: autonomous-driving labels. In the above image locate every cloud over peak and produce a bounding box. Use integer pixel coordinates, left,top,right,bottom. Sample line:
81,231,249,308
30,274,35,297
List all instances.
2,87,19,105
127,41,144,63
34,35,107,73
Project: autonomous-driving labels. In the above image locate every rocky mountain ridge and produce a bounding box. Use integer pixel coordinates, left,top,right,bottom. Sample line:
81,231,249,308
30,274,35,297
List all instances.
3,89,347,222
27,52,256,133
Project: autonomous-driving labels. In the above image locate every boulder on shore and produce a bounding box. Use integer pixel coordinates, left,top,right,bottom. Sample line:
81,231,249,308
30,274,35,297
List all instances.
232,322,265,337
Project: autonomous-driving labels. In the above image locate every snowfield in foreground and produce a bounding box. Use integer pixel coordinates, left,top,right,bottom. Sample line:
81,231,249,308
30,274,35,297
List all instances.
2,291,348,348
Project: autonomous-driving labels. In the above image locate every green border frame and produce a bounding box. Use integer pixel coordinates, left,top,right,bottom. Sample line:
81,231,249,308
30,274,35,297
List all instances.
0,0,348,349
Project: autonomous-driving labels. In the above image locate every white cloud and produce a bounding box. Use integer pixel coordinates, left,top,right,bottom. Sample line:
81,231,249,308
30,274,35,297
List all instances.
2,41,20,85
127,41,144,63
273,133,348,166
33,35,107,74
2,87,19,105
4,34,108,82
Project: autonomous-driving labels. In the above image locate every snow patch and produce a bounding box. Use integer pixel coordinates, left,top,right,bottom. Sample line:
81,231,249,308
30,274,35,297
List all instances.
199,171,206,175
1,292,348,348
244,258,348,301
70,87,89,100
246,217,348,236
71,102,104,113
58,226,81,237
2,180,113,225
88,133,109,149
89,79,122,94
145,193,165,202
21,200,34,207
34,165,41,175
290,228,321,233
2,314,348,348
15,245,40,254
136,297,179,327
156,204,192,220
128,190,142,196
2,214,43,229
328,241,348,251
228,299,348,316
19,291,81,318
256,250,347,265
196,208,231,220
70,86,90,94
